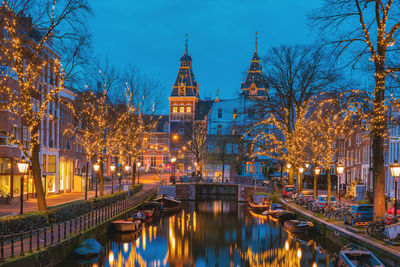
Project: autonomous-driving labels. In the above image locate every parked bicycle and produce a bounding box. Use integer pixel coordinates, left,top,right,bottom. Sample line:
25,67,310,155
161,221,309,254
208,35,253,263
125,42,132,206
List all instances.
366,216,398,239
333,203,351,221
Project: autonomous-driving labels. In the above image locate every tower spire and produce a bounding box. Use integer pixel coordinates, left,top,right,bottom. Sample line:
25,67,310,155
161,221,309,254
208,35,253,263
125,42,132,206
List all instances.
185,33,188,55
255,31,258,53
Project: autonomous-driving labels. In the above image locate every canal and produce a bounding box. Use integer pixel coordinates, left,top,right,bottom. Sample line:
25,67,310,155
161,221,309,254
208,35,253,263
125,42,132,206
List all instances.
59,199,340,266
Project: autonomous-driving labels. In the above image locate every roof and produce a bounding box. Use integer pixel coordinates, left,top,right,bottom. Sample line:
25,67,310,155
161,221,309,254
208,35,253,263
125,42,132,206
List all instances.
195,100,214,120
171,42,199,97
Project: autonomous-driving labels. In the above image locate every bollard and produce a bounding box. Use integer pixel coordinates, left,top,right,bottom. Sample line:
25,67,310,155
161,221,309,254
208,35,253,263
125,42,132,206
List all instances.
36,229,40,251
20,232,24,256
29,230,33,253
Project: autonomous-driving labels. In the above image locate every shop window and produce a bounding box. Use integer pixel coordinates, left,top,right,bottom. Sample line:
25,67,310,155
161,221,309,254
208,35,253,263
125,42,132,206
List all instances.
180,106,185,113
172,106,178,113
48,155,56,173
186,105,191,113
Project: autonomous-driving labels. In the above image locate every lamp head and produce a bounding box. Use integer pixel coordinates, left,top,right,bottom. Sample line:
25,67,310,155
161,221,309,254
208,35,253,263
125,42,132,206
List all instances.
17,156,29,174
336,162,344,175
314,167,321,175
110,164,116,172
93,162,100,172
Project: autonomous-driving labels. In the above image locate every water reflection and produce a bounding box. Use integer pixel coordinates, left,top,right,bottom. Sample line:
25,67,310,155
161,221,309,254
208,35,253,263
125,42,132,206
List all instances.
64,200,337,266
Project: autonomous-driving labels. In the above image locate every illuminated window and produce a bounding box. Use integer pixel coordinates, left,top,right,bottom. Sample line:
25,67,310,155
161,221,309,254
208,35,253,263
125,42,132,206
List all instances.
233,109,238,119
172,106,178,113
186,105,191,113
180,106,185,113
232,125,237,135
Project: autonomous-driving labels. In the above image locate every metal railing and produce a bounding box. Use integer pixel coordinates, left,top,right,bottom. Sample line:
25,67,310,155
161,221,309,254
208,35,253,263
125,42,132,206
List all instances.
0,188,156,262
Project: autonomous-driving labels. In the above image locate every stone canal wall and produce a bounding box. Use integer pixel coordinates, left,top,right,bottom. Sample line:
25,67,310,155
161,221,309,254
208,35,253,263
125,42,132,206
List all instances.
281,198,400,267
173,183,268,202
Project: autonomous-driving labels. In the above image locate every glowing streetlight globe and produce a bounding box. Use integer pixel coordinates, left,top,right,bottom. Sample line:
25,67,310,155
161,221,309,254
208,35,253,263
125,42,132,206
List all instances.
17,157,29,174
110,164,116,172
93,162,100,172
171,157,177,163
336,163,344,175
124,165,130,172
299,167,304,173
314,167,321,175
390,160,400,180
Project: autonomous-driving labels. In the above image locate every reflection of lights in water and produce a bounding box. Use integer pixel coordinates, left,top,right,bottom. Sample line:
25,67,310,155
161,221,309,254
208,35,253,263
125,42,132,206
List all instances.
184,238,189,257
181,209,185,237
149,225,153,242
285,241,289,251
297,248,302,259
92,263,98,267
312,262,317,267
154,226,157,240
142,227,147,250
123,242,129,253
213,201,222,215
193,212,197,232
108,251,114,265
135,238,140,248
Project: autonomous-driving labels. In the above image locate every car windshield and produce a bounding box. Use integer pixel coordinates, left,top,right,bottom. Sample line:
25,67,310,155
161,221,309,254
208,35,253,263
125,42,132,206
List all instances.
321,197,327,201
331,197,336,201
302,191,313,196
286,187,295,191
358,206,373,212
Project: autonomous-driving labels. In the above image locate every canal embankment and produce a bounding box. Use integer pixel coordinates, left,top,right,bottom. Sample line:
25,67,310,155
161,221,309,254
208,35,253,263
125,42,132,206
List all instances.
281,198,400,266
0,186,157,267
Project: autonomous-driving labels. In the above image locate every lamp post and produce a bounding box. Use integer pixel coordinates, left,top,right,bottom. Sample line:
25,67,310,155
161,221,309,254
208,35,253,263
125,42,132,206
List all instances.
390,160,400,216
336,163,344,203
136,162,141,184
298,167,304,192
171,157,177,184
17,157,29,215
314,167,321,197
110,164,116,194
93,162,100,198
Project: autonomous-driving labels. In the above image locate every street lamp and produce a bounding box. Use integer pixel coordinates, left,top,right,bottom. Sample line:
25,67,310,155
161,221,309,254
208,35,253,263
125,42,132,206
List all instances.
305,163,310,169
17,157,29,215
287,163,291,169
336,162,344,203
136,162,141,184
314,167,321,197
122,165,130,192
171,157,177,184
390,160,400,216
110,164,116,194
93,162,100,198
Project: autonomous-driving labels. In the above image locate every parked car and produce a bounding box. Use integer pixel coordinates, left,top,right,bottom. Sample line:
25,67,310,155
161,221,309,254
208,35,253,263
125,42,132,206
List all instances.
295,190,314,206
283,185,296,198
311,195,337,212
344,204,373,225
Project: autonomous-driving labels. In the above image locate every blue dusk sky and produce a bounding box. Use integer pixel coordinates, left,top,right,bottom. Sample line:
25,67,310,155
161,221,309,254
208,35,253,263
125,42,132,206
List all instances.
88,0,322,104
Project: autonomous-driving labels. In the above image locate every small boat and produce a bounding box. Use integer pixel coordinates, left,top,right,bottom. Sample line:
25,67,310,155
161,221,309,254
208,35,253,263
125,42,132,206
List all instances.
276,211,297,224
139,201,163,217
249,195,270,214
263,203,284,216
154,195,182,214
75,238,103,259
142,210,154,218
112,220,141,232
130,211,146,221
332,243,385,267
284,219,314,235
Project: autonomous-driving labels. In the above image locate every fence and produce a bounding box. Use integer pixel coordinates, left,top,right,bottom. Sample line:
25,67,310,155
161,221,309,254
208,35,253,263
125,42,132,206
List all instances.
0,187,156,262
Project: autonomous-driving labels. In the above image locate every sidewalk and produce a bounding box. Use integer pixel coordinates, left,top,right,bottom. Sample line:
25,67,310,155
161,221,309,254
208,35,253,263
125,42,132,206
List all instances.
0,180,155,217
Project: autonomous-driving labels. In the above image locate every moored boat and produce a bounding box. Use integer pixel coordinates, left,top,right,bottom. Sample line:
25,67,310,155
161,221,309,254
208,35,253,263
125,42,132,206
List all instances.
262,203,284,216
154,195,182,214
249,194,270,214
74,238,103,259
284,219,314,235
275,210,297,224
112,220,141,232
332,243,385,267
139,201,163,217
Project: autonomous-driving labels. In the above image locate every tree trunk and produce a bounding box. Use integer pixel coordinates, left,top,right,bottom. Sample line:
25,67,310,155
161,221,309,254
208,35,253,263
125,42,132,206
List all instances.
132,165,136,187
297,170,302,192
288,165,295,185
99,156,104,196
327,169,331,203
372,65,386,220
31,143,47,211
314,172,318,198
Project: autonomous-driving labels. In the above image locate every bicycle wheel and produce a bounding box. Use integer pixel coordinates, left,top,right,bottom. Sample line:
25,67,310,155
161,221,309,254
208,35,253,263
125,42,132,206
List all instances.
366,223,375,236
334,211,343,221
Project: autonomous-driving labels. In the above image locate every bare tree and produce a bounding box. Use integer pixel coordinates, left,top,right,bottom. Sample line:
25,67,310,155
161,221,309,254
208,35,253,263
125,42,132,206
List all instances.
184,121,207,174
0,0,90,211
312,0,400,218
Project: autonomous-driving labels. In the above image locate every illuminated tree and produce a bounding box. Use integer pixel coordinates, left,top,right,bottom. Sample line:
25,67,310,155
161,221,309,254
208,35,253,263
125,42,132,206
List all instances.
184,121,208,174
312,0,400,218
0,1,90,211
248,45,337,185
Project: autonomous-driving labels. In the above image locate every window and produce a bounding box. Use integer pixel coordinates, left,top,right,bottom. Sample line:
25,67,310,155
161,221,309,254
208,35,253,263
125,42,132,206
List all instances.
42,154,47,173
47,155,56,173
180,105,185,113
172,106,178,113
233,109,238,119
217,125,222,135
0,137,7,145
186,105,191,113
151,155,157,167
218,109,222,118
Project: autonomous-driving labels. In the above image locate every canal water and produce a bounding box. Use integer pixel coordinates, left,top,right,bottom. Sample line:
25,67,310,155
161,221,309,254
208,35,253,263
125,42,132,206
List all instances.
60,200,340,267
